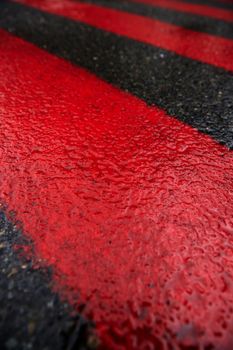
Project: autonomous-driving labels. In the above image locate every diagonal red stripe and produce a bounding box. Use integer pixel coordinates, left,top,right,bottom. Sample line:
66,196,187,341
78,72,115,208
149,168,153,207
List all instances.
1,29,233,349
132,0,233,22
17,0,233,72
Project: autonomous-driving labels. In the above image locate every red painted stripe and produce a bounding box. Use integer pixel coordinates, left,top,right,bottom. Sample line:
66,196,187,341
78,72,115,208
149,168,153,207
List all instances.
132,0,233,22
1,29,233,348
17,0,233,72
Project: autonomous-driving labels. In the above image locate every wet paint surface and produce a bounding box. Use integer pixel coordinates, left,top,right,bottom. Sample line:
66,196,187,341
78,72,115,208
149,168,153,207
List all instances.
1,29,233,349
17,0,233,72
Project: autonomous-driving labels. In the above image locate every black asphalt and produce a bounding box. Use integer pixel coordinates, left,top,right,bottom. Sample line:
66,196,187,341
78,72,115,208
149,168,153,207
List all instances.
0,210,96,350
178,0,233,10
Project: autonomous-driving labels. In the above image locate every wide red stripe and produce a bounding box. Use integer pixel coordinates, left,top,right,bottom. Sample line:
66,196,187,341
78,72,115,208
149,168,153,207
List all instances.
17,0,233,72
133,0,233,22
1,29,233,348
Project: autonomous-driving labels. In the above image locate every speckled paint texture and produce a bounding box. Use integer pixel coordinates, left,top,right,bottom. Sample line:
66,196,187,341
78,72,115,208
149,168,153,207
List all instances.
0,0,233,349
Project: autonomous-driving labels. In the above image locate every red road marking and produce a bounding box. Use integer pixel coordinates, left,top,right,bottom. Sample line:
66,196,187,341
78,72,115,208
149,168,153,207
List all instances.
131,0,233,22
17,0,233,72
1,30,233,348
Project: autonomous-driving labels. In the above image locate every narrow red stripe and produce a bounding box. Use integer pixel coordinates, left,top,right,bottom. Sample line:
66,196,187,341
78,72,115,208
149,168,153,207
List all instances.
133,0,233,22
17,0,233,72
1,29,233,348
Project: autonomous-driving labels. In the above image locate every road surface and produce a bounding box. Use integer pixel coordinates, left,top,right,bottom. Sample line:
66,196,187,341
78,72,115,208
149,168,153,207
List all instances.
0,0,233,349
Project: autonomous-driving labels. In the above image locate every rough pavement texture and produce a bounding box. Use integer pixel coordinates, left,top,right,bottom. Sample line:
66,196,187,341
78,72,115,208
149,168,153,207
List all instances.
0,210,95,350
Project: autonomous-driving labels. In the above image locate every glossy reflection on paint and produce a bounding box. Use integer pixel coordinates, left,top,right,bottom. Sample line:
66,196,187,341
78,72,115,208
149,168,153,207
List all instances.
1,30,233,349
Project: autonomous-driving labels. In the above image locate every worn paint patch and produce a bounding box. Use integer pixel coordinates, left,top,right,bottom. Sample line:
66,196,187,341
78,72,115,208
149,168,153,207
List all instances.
0,211,94,350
